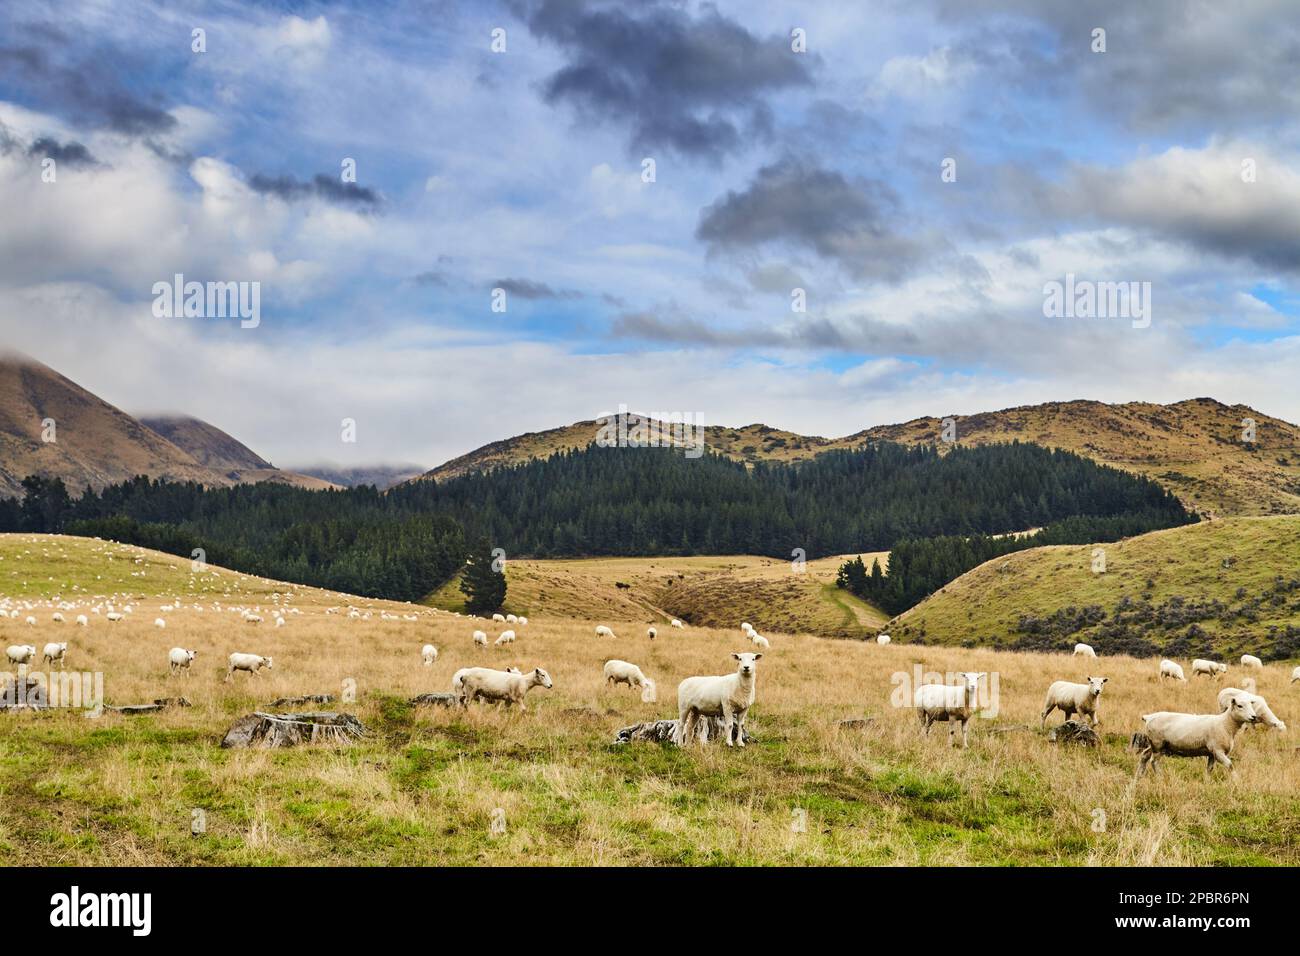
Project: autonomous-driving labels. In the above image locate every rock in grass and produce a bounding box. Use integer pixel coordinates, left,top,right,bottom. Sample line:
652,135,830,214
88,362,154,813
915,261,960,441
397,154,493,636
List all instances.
1049,720,1100,747
221,711,366,748
105,697,192,714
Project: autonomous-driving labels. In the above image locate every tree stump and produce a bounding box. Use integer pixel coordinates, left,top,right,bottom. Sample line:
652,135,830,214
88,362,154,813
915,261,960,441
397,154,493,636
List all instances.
409,692,459,708
1048,720,1100,747
613,717,755,745
269,694,336,707
105,697,192,715
221,712,367,748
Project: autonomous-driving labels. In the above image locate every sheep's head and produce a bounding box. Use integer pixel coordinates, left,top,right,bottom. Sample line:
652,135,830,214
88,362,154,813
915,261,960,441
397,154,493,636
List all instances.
1227,695,1259,724
732,652,762,676
532,667,553,689
263,656,274,669
640,679,657,703
957,671,983,704
1087,676,1108,698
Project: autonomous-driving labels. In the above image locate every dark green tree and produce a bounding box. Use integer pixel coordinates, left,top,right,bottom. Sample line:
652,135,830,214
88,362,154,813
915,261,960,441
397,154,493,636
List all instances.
460,538,507,615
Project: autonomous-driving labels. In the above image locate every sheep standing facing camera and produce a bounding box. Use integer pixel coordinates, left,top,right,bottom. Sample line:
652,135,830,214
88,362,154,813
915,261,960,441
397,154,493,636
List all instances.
675,653,762,747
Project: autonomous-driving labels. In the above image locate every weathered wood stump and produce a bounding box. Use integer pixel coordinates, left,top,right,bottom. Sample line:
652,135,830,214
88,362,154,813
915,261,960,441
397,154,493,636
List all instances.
613,717,755,745
221,711,367,748
410,692,459,708
1049,720,1100,747
837,717,875,730
269,694,336,707
105,697,192,715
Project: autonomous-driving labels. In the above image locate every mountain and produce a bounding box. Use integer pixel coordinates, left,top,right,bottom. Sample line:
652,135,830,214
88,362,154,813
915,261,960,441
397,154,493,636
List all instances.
414,400,1300,517
885,515,1300,660
288,463,426,490
0,354,334,495
0,353,224,497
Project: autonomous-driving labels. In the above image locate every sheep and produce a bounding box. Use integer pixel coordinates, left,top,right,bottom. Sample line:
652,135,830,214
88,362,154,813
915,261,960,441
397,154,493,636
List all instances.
670,619,684,629
154,618,166,629
492,613,506,623
42,642,68,667
244,613,263,624
421,644,438,666
473,629,488,647
1159,659,1186,681
594,625,616,638
51,612,64,623
1241,654,1263,669
494,629,516,646
877,633,891,645
451,665,520,694
1217,688,1286,732
24,616,35,627
751,634,770,649
913,672,984,748
1072,642,1096,658
169,647,197,675
1041,676,1107,727
75,614,88,626
1292,666,1300,684
674,652,762,748
225,652,273,681
647,626,657,639
275,617,286,628
5,644,37,666
1191,658,1227,679
603,659,657,702
741,622,754,635
505,614,518,624
518,616,528,626
459,667,553,711
1135,695,1260,777
106,611,124,622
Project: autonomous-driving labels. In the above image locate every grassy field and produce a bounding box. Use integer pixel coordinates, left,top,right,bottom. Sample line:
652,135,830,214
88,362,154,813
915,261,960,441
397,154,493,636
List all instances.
427,552,891,637
1,534,1296,866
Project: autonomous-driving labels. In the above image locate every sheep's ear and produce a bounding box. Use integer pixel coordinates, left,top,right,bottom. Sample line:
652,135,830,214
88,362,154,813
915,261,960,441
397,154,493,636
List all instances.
732,653,741,660
754,653,763,660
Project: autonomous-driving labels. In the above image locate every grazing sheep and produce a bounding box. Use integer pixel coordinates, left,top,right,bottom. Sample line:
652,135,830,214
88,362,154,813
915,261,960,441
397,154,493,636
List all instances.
75,614,88,626
451,665,520,694
741,622,754,635
421,644,438,666
459,667,553,711
5,644,37,665
24,616,35,627
751,634,770,649
1292,666,1300,684
42,642,67,667
494,629,516,646
1217,688,1286,731
1159,659,1186,681
169,647,197,675
51,612,64,623
603,659,657,701
505,614,518,624
674,653,762,748
1041,677,1108,727
1191,658,1228,679
1136,696,1260,777
106,611,124,622
154,618,166,629
670,619,684,629
1073,642,1096,658
225,652,273,681
877,633,891,645
1241,654,1263,669
492,613,506,623
914,672,985,748
473,629,488,647
244,614,263,624
594,625,616,638
275,617,286,628
647,626,657,639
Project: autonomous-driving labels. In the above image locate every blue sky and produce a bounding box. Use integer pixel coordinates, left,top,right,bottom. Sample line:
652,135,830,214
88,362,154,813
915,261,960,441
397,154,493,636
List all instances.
2,0,1299,468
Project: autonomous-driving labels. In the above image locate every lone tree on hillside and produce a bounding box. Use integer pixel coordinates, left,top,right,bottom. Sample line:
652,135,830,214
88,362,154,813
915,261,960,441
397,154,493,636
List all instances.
460,538,506,615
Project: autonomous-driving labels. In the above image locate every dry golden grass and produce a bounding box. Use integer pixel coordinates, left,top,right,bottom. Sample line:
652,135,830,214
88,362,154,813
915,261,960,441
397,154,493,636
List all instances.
0,534,1296,866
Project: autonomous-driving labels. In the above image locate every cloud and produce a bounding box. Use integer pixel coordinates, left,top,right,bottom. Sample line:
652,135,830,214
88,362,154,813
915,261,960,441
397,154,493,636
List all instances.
695,158,925,280
524,0,815,160
247,172,382,210
492,277,582,300
27,135,97,167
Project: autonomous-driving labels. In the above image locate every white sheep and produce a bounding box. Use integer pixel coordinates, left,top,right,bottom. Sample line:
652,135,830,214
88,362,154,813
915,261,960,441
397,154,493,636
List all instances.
647,626,657,639
451,665,520,694
492,613,506,623
741,622,754,635
106,612,124,622
459,667,553,711
1191,658,1227,679
6,644,37,665
421,644,438,666
505,614,518,624
594,625,616,638
1241,654,1263,669
154,618,166,629
225,652,273,681
670,619,684,629
914,672,984,748
518,617,528,626
169,647,197,675
1041,676,1107,727
1292,666,1300,684
675,653,762,747
473,629,488,647
1136,696,1260,777
1217,688,1286,731
495,629,516,646
603,659,657,702
24,616,35,627
1159,659,1186,681
75,614,88,626
877,633,891,645
42,642,68,667
1072,642,1096,658
51,612,64,623
751,634,770,649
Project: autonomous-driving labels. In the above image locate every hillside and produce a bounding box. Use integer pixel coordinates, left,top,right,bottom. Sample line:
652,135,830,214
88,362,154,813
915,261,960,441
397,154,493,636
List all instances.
425,552,891,637
888,515,1300,661
289,463,425,490
415,400,1300,518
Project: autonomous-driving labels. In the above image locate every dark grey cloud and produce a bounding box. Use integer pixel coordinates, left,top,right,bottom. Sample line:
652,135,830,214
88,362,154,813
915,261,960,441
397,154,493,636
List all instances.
696,158,924,281
492,278,582,300
523,0,815,160
248,173,382,210
0,27,176,136
27,136,97,167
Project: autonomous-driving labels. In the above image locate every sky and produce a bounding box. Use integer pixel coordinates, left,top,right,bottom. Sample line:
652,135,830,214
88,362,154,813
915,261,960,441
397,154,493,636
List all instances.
1,0,1299,470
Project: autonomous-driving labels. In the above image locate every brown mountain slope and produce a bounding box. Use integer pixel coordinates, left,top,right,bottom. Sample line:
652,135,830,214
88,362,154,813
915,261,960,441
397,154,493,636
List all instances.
414,400,1300,517
139,415,338,491
0,353,227,497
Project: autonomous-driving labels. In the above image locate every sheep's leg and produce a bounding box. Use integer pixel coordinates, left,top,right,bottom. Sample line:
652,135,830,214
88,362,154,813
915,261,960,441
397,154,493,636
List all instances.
721,702,736,747
735,710,747,747
960,717,970,749
1040,704,1053,727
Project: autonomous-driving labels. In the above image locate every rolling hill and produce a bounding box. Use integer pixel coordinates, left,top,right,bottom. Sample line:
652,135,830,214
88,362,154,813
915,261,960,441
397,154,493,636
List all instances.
886,515,1300,661
139,415,338,490
414,400,1300,518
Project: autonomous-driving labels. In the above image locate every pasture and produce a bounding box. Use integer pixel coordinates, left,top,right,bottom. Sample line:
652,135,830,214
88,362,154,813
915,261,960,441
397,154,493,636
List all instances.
0,534,1296,866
